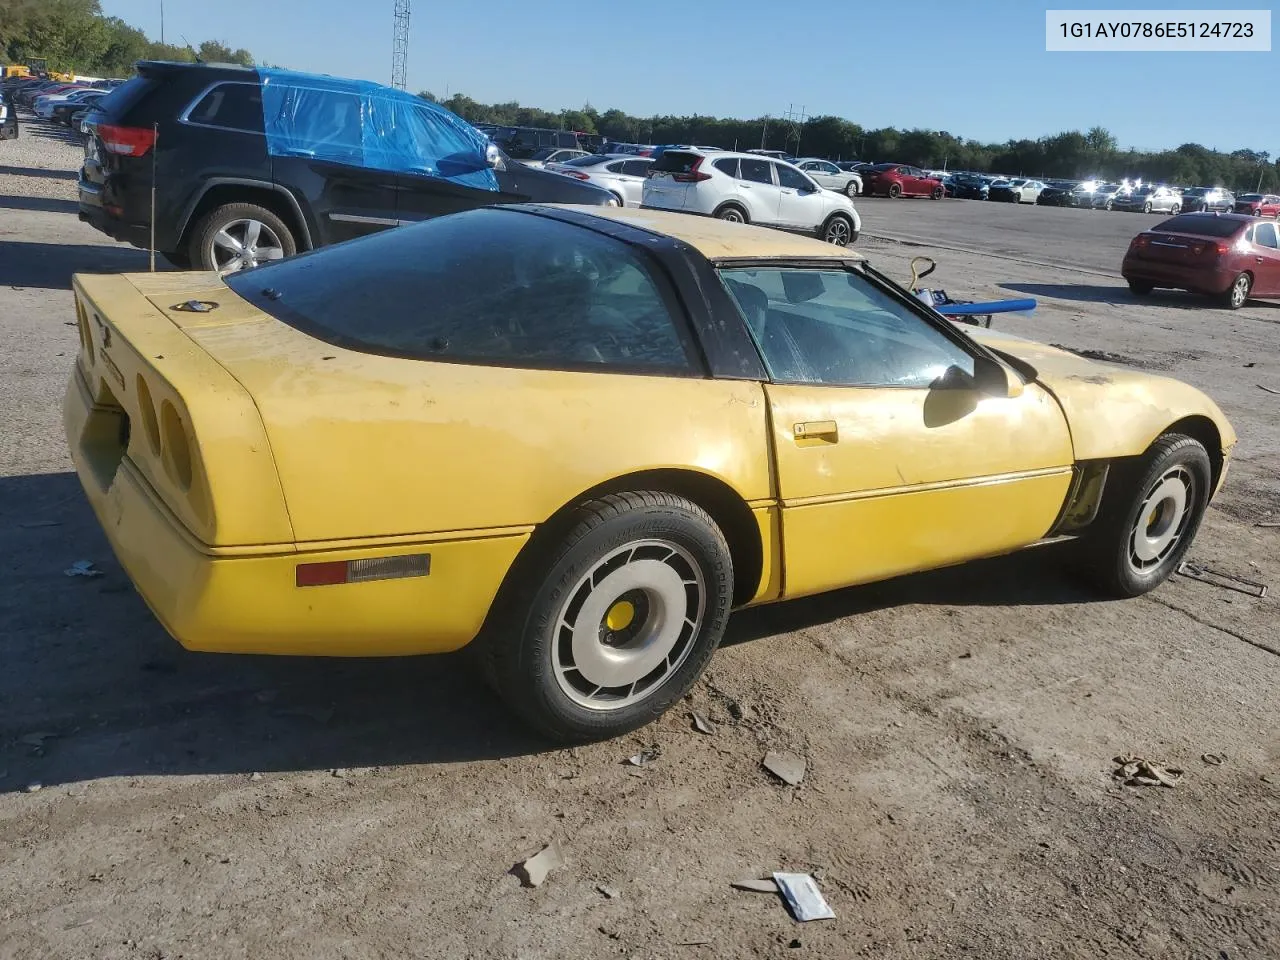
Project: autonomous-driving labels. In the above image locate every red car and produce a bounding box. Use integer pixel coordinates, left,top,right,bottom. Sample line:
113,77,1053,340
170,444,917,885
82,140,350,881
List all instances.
861,163,944,199
1234,193,1280,217
1122,212,1280,309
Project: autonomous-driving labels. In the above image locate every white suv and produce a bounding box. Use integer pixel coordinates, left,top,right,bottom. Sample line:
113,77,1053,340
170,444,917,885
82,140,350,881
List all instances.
642,149,860,245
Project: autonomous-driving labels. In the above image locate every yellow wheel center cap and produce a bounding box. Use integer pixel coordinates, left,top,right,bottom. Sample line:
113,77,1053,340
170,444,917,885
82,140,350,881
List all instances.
605,600,636,633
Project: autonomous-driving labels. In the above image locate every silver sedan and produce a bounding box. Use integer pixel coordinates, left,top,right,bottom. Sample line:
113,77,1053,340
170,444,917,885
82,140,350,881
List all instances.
791,158,862,197
544,153,655,207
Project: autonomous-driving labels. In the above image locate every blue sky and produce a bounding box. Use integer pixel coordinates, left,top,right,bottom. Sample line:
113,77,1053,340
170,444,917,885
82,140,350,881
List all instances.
102,1,1277,157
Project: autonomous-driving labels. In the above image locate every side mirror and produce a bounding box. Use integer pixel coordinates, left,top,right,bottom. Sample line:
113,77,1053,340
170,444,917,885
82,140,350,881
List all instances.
972,354,1025,398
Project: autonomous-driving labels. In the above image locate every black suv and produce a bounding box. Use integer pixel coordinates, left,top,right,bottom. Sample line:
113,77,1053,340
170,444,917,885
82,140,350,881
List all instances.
79,61,613,271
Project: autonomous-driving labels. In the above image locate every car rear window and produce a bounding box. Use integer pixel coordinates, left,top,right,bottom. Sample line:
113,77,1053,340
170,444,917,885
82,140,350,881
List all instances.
224,209,699,375
1151,214,1245,237
563,154,612,167
651,151,701,174
92,74,156,119
186,82,264,133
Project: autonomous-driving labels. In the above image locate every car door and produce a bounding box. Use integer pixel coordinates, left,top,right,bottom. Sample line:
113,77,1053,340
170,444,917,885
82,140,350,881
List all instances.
1249,221,1280,295
803,161,841,190
774,162,827,230
906,167,931,196
718,264,1075,598
616,159,652,205
736,156,783,224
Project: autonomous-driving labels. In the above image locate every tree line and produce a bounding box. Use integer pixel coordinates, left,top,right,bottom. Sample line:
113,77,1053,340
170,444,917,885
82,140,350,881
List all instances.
0,0,252,78
425,92,1278,193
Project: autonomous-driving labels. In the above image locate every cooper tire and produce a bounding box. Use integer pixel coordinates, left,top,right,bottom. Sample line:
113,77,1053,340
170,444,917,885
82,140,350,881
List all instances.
188,202,296,274
479,491,733,743
1077,435,1211,598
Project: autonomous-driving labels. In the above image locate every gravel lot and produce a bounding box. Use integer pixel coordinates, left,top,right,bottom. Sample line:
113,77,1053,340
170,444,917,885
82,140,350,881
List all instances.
2,115,1278,960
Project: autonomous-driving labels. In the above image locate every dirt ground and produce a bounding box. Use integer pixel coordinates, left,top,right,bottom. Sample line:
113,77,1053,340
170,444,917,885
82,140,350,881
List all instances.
2,117,1278,960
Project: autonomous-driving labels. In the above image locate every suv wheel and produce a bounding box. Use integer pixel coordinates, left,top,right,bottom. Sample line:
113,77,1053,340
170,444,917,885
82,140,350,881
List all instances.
715,204,748,224
821,213,855,246
844,181,858,198
189,202,296,274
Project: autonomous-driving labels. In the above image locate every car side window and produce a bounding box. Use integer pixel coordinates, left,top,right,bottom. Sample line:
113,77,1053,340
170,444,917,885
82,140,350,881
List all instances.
775,164,813,190
621,160,650,177
605,160,627,173
739,158,775,185
186,82,265,134
719,267,976,388
1254,222,1278,249
713,157,740,178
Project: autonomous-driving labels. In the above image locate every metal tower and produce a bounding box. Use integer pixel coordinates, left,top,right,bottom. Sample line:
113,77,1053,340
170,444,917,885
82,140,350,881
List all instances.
391,0,411,90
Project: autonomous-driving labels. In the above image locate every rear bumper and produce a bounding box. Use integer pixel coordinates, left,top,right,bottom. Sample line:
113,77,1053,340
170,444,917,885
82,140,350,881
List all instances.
1121,257,1235,293
64,366,526,657
78,177,152,248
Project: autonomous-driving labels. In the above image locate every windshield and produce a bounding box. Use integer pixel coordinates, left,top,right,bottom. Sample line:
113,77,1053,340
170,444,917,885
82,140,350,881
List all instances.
870,162,899,171
529,148,557,161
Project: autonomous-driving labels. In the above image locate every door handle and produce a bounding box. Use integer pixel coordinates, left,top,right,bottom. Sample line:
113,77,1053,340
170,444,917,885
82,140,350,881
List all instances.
794,420,838,440
1258,257,1266,263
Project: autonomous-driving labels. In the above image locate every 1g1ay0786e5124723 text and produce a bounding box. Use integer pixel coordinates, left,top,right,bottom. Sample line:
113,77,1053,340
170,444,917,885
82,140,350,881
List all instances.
1045,9,1271,50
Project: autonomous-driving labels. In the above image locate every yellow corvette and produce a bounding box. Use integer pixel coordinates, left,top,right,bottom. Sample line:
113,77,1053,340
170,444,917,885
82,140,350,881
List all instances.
65,205,1236,741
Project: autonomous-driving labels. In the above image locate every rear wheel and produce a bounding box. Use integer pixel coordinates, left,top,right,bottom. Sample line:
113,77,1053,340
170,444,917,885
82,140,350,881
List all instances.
1169,203,1181,214
1220,272,1251,309
478,492,733,743
1127,279,1154,295
715,204,748,223
931,186,944,200
188,202,296,274
821,213,856,246
1143,201,1153,213
888,183,902,199
1077,434,1211,598
844,180,859,198
608,192,624,207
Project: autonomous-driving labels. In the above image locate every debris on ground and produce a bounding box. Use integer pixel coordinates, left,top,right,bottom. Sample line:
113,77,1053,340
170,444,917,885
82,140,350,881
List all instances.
1201,754,1226,766
626,747,661,767
514,840,564,888
762,751,807,786
63,560,102,578
596,883,620,899
731,878,780,894
773,872,836,921
1175,561,1268,598
1113,755,1183,788
691,713,715,735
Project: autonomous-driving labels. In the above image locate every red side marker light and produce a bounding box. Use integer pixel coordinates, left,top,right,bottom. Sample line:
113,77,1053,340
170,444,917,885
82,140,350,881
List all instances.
296,553,431,587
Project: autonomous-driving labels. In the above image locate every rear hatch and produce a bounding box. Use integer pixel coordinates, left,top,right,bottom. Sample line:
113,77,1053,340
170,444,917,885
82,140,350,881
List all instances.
79,73,161,211
642,150,704,209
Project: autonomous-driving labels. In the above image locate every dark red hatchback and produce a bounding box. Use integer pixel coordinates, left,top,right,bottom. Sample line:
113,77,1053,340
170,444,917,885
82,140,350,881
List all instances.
1121,212,1280,309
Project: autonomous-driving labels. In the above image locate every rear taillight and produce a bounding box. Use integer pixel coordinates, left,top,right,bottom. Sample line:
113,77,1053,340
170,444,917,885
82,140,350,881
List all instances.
1131,234,1150,249
562,171,590,180
672,158,711,183
97,123,156,157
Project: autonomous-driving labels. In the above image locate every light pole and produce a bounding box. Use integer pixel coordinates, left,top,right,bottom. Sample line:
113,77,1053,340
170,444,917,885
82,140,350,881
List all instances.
160,1,165,45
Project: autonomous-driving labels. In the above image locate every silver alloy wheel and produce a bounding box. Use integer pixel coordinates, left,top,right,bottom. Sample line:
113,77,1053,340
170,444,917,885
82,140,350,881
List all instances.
718,208,744,223
209,218,285,274
1230,274,1251,307
1127,466,1195,573
845,181,858,198
824,217,851,245
552,539,705,711
606,195,622,207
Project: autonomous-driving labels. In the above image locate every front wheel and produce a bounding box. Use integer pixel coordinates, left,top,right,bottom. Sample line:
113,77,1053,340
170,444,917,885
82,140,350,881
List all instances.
931,186,944,200
479,492,733,743
1078,435,1211,598
844,180,859,198
1169,204,1181,215
1143,201,1153,213
821,213,856,246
